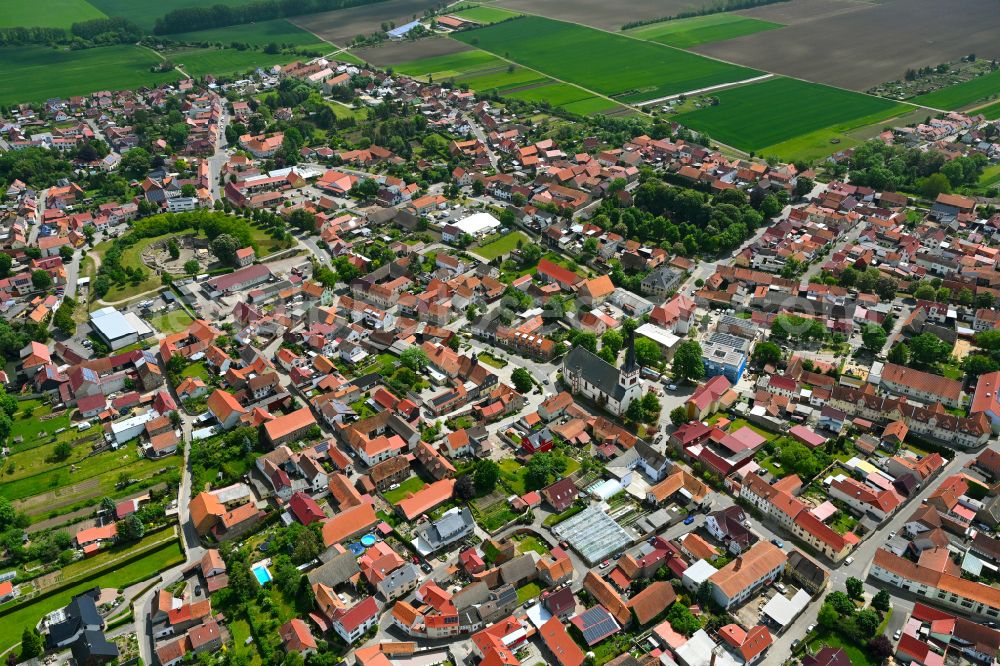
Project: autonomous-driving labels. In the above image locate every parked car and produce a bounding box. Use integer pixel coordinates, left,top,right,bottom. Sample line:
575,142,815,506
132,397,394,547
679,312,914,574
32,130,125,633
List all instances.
420,563,432,573
667,384,677,391
770,538,784,548
844,557,855,565
599,560,611,569
683,515,695,525
893,630,902,641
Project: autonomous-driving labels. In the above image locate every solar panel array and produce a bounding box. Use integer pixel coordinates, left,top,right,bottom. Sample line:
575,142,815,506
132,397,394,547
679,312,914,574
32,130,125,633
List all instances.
578,606,619,645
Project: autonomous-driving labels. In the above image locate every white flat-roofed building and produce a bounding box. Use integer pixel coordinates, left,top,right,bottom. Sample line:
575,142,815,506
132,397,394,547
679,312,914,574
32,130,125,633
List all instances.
442,212,501,242
90,306,138,350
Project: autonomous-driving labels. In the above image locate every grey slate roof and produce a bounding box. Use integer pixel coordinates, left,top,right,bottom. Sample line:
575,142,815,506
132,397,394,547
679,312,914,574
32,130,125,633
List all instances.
563,345,629,402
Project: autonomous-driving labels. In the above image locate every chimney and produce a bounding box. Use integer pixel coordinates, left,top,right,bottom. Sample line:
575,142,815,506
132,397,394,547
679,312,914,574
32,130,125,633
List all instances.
733,557,743,571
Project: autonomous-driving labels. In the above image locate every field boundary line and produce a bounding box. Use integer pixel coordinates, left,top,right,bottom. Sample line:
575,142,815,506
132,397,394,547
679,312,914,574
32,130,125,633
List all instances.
635,73,774,106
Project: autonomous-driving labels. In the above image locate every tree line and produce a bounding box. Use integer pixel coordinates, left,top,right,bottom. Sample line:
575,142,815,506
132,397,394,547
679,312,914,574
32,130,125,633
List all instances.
153,0,388,34
621,0,789,30
0,17,141,47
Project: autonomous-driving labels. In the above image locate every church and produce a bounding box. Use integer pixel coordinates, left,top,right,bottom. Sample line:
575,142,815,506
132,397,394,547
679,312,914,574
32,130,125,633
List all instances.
562,331,643,417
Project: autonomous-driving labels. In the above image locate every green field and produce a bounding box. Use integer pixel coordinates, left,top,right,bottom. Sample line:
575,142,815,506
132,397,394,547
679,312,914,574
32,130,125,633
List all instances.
673,77,908,156
507,82,595,107
458,66,547,93
381,476,427,505
148,309,194,334
449,4,521,25
911,69,1000,110
452,15,760,103
981,100,1000,120
475,231,530,260
626,14,783,48
86,0,251,30
562,96,622,115
9,400,70,452
0,540,184,654
171,19,330,50
394,49,505,79
0,0,105,28
173,47,301,78
0,45,179,105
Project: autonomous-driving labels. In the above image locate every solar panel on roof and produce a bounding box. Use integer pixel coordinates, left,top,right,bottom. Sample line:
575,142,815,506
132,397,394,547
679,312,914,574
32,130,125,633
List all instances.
579,607,618,645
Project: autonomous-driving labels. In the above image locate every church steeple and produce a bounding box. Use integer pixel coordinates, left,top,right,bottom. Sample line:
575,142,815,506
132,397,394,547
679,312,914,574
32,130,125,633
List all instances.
620,329,639,388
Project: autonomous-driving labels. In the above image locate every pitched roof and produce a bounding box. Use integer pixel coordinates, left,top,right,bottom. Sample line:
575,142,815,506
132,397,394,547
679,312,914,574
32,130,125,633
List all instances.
709,541,787,599
627,581,676,625
322,503,377,547
539,618,585,666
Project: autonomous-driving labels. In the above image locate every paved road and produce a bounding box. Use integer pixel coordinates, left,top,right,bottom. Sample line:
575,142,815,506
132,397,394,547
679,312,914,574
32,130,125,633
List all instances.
206,107,229,202
464,113,499,170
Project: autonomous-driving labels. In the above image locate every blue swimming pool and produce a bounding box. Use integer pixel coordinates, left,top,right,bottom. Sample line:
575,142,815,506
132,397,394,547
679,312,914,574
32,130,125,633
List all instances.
252,564,272,585
360,534,377,547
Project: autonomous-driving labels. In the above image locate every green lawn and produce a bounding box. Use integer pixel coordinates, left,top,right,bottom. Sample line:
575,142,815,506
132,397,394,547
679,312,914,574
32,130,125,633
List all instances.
626,14,783,48
477,352,507,369
978,163,1000,187
382,476,428,505
0,0,105,28
0,539,183,654
181,361,210,381
449,4,522,24
9,400,70,451
476,231,529,260
499,459,528,495
148,309,194,334
830,511,858,535
516,582,542,603
673,77,908,156
1,441,180,503
912,69,1000,110
50,530,177,587
561,96,622,115
514,535,548,556
171,19,330,50
506,82,596,106
0,45,179,106
452,15,760,103
805,629,878,666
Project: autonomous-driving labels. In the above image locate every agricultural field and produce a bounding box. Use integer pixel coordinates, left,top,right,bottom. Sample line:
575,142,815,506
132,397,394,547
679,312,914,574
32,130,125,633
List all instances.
672,77,909,158
86,0,251,30
0,539,184,654
626,14,783,48
911,68,1000,110
0,0,105,28
980,101,1000,120
458,67,548,93
292,0,442,46
355,35,475,68
171,46,301,79
0,45,179,106
490,0,711,30
695,0,1000,91
448,4,522,25
393,48,504,79
170,19,331,51
452,16,761,103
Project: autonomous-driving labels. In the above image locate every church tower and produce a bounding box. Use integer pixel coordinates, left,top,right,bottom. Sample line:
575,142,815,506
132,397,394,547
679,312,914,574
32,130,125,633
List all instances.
619,329,640,389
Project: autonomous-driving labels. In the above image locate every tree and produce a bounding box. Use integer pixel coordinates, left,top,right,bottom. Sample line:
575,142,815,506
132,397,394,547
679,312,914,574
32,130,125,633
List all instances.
670,405,688,426
473,460,500,493
846,576,864,600
400,347,428,372
794,176,815,199
913,283,937,301
53,301,76,334
855,607,881,638
120,147,151,179
909,332,950,367
524,452,568,491
625,399,645,423
602,329,623,356
168,238,181,260
666,602,700,636
919,172,952,198
827,591,855,616
118,513,145,541
211,233,240,266
861,324,887,353
887,342,910,365
456,474,475,499
59,244,75,262
672,340,705,384
868,635,893,660
598,346,617,365
53,441,72,460
875,276,898,300
751,341,782,367
817,603,840,629
0,254,11,279
19,628,44,660
183,259,200,274
31,269,52,290
871,589,891,613
780,440,824,478
634,337,662,368
511,368,533,394
964,354,999,378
